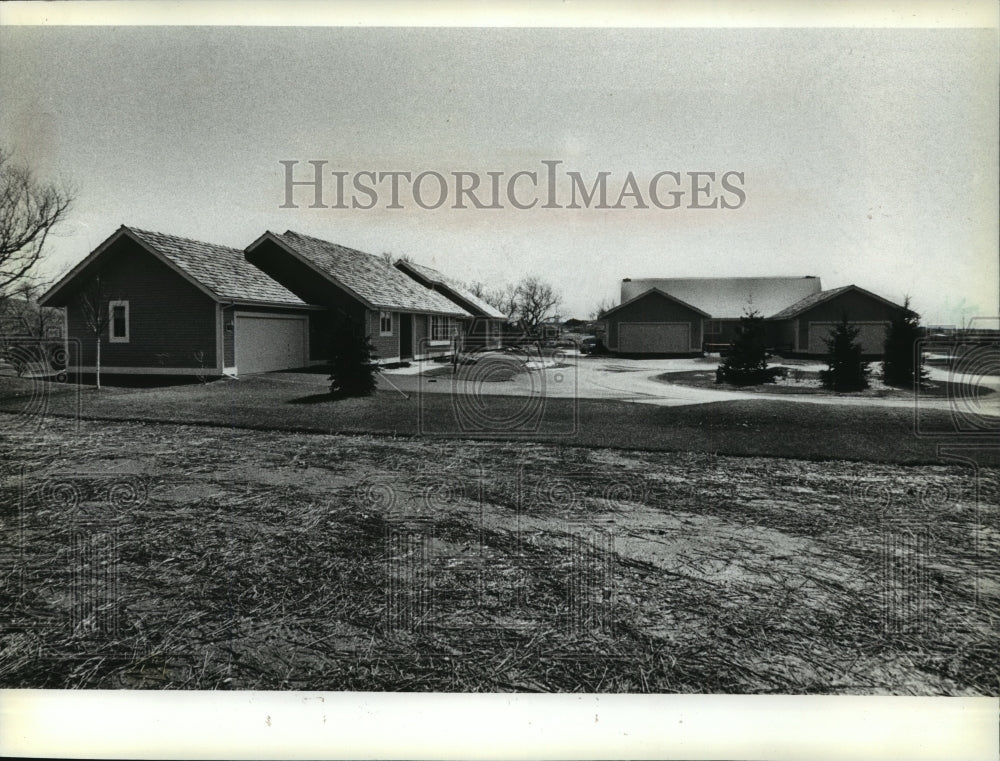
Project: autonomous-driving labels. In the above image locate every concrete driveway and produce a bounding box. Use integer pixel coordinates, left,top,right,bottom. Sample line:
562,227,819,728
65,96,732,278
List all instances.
376,351,1000,416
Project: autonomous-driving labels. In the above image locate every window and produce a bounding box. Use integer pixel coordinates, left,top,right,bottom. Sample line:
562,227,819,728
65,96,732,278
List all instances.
706,320,722,335
379,311,393,336
109,300,129,343
430,315,454,343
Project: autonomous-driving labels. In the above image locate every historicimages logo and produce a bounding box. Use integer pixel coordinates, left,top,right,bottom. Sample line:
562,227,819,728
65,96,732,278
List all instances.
279,160,746,212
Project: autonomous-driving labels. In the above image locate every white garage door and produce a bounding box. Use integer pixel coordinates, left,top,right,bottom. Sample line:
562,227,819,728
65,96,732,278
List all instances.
807,322,889,355
618,322,690,353
235,314,308,374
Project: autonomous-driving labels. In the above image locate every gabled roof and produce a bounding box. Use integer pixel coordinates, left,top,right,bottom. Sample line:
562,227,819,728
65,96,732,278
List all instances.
395,259,506,319
248,231,470,316
40,225,307,308
601,287,711,319
127,228,307,306
768,284,903,319
621,277,822,318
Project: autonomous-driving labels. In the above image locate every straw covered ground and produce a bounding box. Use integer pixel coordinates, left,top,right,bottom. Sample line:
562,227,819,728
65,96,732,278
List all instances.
1,416,997,693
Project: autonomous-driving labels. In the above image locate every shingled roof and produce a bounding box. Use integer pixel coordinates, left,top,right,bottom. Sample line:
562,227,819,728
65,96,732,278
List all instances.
39,225,308,308
621,277,822,319
767,285,853,319
259,231,470,316
768,284,901,319
126,228,307,306
396,259,507,319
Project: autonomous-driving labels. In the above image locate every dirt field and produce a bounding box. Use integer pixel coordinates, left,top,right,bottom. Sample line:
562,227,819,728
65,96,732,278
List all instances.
1,416,996,693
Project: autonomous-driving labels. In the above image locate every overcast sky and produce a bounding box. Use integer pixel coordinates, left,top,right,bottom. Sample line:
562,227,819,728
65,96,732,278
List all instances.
1,23,996,324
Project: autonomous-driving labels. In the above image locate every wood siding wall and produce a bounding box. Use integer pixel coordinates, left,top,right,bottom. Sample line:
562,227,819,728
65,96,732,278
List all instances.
419,314,456,359
605,292,703,355
64,239,218,369
367,309,398,361
223,305,236,367
794,290,899,355
246,240,363,318
413,312,429,348
769,319,797,354
308,311,333,362
364,310,454,362
702,318,742,345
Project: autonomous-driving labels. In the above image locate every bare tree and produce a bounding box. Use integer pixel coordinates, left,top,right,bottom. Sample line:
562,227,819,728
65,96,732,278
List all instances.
468,280,501,309
468,278,561,328
468,281,518,319
0,279,61,336
512,276,561,330
590,297,618,320
497,283,520,320
0,148,73,301
78,271,109,389
0,277,63,377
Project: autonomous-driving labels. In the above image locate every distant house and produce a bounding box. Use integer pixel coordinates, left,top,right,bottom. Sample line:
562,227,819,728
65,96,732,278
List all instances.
622,277,822,347
244,231,470,364
537,317,563,341
39,226,320,376
602,288,710,356
395,259,506,349
768,284,903,357
614,276,904,357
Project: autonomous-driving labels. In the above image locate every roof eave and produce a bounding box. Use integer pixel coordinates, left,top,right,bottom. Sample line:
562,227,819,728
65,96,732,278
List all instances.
603,287,711,318
395,260,436,286
246,232,378,311
396,259,503,316
39,225,223,307
373,305,471,317
38,226,131,306
225,299,324,310
124,228,224,302
769,285,900,320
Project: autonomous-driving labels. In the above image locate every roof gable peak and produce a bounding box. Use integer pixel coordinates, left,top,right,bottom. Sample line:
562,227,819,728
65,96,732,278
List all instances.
603,286,711,318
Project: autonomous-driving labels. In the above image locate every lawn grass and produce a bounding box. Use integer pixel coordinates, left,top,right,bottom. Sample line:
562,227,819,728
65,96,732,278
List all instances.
1,417,996,693
0,374,993,465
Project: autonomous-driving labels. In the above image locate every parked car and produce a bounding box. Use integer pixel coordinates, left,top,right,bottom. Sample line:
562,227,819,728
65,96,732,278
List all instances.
579,336,598,354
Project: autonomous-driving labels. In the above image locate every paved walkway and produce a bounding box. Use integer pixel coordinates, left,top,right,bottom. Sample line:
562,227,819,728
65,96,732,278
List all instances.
373,352,1000,415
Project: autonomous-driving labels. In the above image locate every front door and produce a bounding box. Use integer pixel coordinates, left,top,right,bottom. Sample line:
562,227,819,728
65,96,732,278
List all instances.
399,313,413,360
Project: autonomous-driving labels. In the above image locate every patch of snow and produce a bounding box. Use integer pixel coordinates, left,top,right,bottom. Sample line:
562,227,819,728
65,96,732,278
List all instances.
523,359,559,370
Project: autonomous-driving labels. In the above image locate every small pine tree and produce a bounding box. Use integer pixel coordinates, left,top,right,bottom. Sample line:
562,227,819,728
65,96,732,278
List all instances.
882,295,928,388
328,316,380,397
717,310,773,385
819,315,870,391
